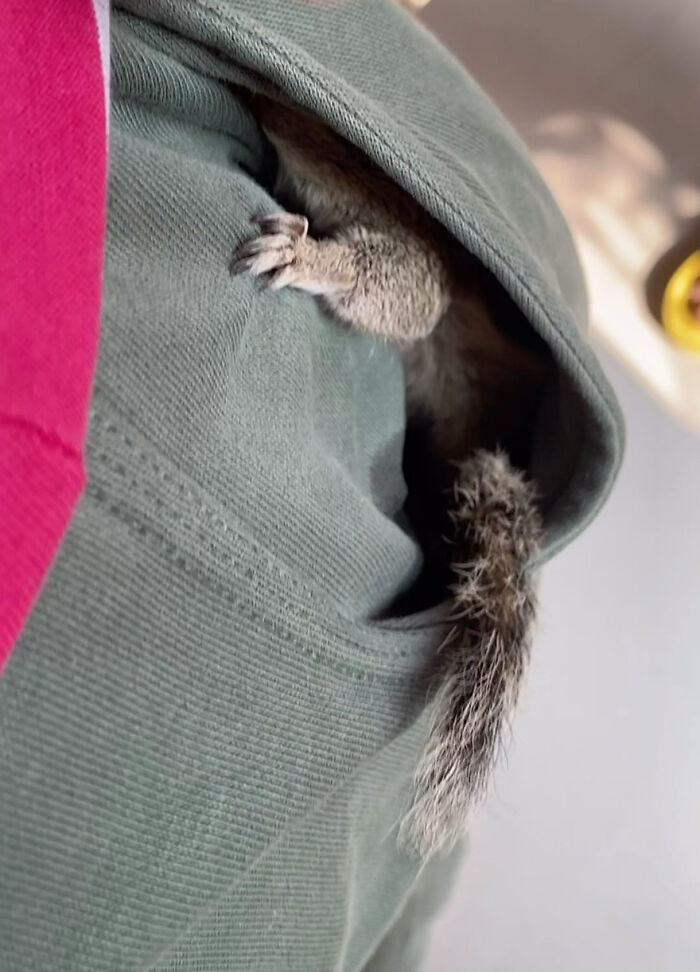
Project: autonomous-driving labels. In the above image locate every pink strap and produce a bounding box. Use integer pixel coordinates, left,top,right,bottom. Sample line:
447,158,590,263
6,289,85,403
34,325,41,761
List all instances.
0,2,108,671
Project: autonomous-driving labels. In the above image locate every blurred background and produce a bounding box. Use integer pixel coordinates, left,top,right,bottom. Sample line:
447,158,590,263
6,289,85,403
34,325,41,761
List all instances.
413,1,700,969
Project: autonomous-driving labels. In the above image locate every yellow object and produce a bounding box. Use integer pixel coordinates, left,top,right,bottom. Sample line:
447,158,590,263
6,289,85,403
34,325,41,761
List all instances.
661,250,700,353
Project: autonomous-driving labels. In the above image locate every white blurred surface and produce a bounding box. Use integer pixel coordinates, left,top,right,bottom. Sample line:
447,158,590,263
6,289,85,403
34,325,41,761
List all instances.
418,1,700,969
424,351,700,972
423,0,700,430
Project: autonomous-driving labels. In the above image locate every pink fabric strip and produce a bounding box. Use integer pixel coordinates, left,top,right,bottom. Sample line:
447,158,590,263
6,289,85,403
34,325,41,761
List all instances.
0,2,108,672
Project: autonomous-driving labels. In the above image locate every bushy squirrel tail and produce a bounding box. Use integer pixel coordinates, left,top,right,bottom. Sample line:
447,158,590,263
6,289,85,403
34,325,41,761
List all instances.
400,449,542,858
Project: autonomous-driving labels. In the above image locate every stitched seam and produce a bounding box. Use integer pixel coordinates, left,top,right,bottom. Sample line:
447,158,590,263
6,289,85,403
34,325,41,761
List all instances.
91,409,451,634
90,395,447,637
89,406,384,622
85,471,430,674
86,481,417,680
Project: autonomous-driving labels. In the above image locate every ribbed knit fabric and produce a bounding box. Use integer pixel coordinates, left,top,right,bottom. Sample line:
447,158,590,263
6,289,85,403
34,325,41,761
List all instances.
0,3,624,969
0,2,108,670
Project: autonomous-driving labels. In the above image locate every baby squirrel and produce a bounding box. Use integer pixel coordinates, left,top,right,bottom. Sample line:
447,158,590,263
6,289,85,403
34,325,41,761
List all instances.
233,94,545,858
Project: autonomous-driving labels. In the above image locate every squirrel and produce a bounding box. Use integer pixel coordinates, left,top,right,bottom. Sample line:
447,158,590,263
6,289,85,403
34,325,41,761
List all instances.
232,94,546,858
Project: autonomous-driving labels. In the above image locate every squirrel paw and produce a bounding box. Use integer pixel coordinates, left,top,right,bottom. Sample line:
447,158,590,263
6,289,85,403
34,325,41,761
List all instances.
232,212,354,296
231,212,308,278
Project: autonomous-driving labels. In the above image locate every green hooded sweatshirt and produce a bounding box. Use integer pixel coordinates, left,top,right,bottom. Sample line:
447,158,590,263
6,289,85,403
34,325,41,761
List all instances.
0,2,623,970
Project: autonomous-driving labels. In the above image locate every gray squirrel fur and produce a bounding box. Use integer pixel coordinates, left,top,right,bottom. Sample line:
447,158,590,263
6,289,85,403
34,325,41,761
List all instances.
233,95,544,858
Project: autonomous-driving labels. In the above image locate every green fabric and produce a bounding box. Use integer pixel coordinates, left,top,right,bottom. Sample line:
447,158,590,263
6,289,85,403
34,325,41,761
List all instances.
0,2,623,969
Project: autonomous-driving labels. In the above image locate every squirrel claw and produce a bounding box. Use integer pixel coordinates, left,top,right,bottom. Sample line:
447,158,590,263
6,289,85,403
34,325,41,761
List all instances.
252,212,308,239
